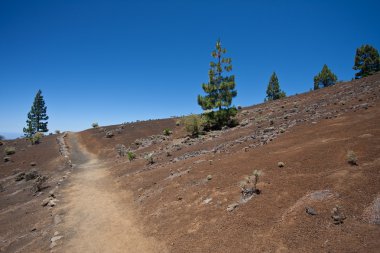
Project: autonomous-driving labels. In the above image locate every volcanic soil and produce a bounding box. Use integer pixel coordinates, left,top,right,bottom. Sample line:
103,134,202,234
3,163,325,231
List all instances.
1,73,380,252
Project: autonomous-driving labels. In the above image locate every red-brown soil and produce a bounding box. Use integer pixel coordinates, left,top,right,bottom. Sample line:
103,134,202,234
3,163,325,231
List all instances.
1,73,380,252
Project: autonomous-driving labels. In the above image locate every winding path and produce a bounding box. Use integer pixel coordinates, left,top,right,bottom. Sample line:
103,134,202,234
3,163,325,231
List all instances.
57,133,166,253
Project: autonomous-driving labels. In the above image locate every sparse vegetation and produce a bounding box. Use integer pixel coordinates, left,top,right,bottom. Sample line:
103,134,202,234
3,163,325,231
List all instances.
23,90,49,137
145,152,154,164
0,135,4,140
265,72,286,101
105,131,114,138
30,132,43,145
4,146,16,155
175,120,181,126
55,130,61,134
198,39,238,130
127,151,136,161
313,64,338,90
346,150,358,165
353,44,380,79
183,114,205,138
92,122,99,128
163,128,172,136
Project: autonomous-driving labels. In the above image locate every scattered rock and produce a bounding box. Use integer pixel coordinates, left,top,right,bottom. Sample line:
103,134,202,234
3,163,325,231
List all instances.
207,175,213,181
41,198,51,207
331,206,346,224
203,198,212,204
240,119,250,127
54,215,62,225
227,203,239,212
3,156,11,162
278,162,285,168
177,196,183,201
306,206,317,215
25,169,39,181
15,172,25,181
30,161,37,166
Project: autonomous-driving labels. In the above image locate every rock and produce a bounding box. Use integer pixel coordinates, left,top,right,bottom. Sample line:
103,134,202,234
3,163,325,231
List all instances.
208,160,213,165
177,196,183,201
207,175,213,181
15,172,25,181
203,198,212,204
278,162,285,168
54,215,62,225
25,170,39,181
227,203,239,212
331,206,346,224
50,235,63,243
240,119,250,127
105,131,114,138
4,156,11,162
41,198,51,206
306,206,317,215
264,127,275,133
30,161,37,166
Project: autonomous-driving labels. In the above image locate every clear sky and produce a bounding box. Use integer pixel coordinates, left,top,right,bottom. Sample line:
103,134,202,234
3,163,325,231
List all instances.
1,0,379,138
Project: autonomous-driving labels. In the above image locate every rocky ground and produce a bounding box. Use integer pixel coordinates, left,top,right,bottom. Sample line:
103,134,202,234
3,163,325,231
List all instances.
1,73,380,252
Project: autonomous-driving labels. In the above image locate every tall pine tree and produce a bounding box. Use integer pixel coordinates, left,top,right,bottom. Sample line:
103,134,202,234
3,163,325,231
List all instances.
23,90,49,137
313,64,337,90
265,72,286,101
353,44,380,79
198,39,237,129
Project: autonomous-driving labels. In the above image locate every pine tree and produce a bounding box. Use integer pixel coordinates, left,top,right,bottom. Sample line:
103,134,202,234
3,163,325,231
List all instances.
313,64,337,90
265,72,286,101
198,39,237,129
23,90,49,137
353,44,380,79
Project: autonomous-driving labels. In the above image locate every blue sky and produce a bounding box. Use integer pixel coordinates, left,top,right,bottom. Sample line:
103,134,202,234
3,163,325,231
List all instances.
0,0,379,138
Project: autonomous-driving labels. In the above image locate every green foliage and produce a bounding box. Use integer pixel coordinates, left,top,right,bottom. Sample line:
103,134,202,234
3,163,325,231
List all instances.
92,122,99,128
30,132,43,145
0,135,4,140
127,151,136,161
163,128,172,136
265,72,286,101
55,130,61,134
198,39,237,130
183,114,205,138
313,64,337,90
353,44,380,79
23,90,49,137
4,146,16,155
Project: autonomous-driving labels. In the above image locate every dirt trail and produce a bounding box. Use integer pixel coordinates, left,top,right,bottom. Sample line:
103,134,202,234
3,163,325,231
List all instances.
57,133,166,253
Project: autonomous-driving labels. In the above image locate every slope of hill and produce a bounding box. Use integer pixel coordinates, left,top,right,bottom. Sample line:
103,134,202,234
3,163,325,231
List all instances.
1,73,380,252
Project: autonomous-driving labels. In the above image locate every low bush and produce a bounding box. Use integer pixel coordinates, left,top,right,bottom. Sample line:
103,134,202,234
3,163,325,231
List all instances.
92,122,99,128
163,128,172,136
4,146,16,155
31,132,43,145
346,150,358,165
127,151,136,161
116,144,127,157
183,114,205,138
55,130,61,134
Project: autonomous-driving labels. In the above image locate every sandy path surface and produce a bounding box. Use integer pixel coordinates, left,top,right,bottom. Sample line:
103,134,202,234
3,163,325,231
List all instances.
57,133,166,253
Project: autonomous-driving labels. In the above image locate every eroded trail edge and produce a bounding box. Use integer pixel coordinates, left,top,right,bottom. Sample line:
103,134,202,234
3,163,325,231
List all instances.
56,133,166,253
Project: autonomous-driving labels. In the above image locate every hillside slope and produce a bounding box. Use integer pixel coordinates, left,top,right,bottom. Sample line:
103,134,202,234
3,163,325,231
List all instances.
78,73,380,252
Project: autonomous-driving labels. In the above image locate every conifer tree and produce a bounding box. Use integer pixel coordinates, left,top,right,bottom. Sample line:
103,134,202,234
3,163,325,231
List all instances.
265,72,286,101
198,39,237,129
353,44,380,79
313,64,337,90
23,90,49,137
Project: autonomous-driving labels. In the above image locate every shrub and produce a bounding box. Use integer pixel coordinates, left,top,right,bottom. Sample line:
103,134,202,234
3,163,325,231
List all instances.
183,114,205,138
163,128,172,136
127,151,136,161
92,122,99,128
175,120,181,126
5,146,16,155
105,131,114,138
346,150,358,165
145,152,154,165
0,135,4,140
31,132,43,145
55,130,61,134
